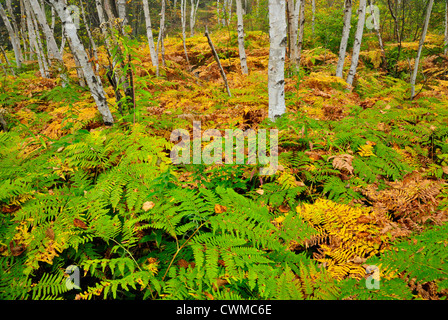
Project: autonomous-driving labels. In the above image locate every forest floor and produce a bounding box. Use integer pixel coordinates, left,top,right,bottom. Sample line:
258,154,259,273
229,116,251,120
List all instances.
1,29,448,300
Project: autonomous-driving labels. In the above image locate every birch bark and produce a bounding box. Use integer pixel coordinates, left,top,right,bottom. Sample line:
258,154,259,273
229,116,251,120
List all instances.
336,0,352,78
0,3,22,68
445,0,448,55
287,0,301,67
24,0,49,77
142,0,158,67
48,0,114,125
346,0,367,87
236,0,248,74
268,0,287,121
190,0,200,36
296,0,305,66
410,0,434,99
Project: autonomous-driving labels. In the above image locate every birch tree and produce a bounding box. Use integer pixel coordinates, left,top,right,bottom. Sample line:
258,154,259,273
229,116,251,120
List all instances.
335,0,352,78
156,0,166,76
286,0,301,67
48,0,114,125
190,0,200,37
142,0,158,67
180,0,190,67
236,0,248,74
296,0,305,66
24,0,49,77
445,0,448,55
410,0,434,100
29,0,64,66
0,3,22,68
268,0,287,121
346,0,367,87
368,0,387,70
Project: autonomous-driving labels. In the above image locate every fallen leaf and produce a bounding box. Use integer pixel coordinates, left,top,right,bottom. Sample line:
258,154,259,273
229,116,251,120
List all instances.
45,228,55,240
214,204,227,214
142,201,155,212
9,240,25,256
256,189,264,195
73,218,88,229
278,205,290,213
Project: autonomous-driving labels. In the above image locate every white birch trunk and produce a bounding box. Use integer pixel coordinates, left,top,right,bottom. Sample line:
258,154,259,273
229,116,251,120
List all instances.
156,0,166,76
26,1,50,77
181,0,190,67
346,0,367,87
227,0,233,26
410,0,434,99
29,0,63,62
142,0,158,68
445,0,448,55
0,3,22,68
49,0,114,125
79,0,98,68
190,0,200,37
368,0,387,69
336,0,352,78
312,0,315,37
287,0,301,67
236,0,248,74
268,0,287,121
296,0,305,66
116,0,127,32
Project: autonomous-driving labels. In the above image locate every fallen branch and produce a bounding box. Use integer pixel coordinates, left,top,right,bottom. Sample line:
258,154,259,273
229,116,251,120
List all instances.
204,26,231,97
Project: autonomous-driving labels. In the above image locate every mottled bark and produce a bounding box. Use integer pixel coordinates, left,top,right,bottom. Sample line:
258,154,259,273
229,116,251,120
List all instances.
336,0,352,78
268,0,287,121
346,0,367,86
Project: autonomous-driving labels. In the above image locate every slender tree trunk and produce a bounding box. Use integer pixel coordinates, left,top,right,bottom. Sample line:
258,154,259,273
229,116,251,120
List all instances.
236,0,248,74
0,3,22,69
29,0,61,62
24,0,49,77
19,0,29,61
48,0,114,125
6,0,23,66
336,0,352,78
368,0,388,71
268,0,287,121
346,0,367,87
445,0,448,55
117,0,127,24
410,0,434,100
287,0,301,68
79,0,99,72
227,0,233,26
156,0,166,76
190,0,200,37
296,0,305,66
142,0,158,67
181,0,190,68
311,0,315,37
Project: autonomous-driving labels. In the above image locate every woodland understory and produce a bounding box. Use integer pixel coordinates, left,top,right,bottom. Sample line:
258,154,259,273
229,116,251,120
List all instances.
0,0,448,300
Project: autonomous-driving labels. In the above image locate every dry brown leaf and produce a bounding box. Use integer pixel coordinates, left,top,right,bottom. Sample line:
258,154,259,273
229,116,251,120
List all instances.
256,189,264,195
214,204,227,214
327,154,354,174
278,205,290,213
73,218,88,229
142,201,155,212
